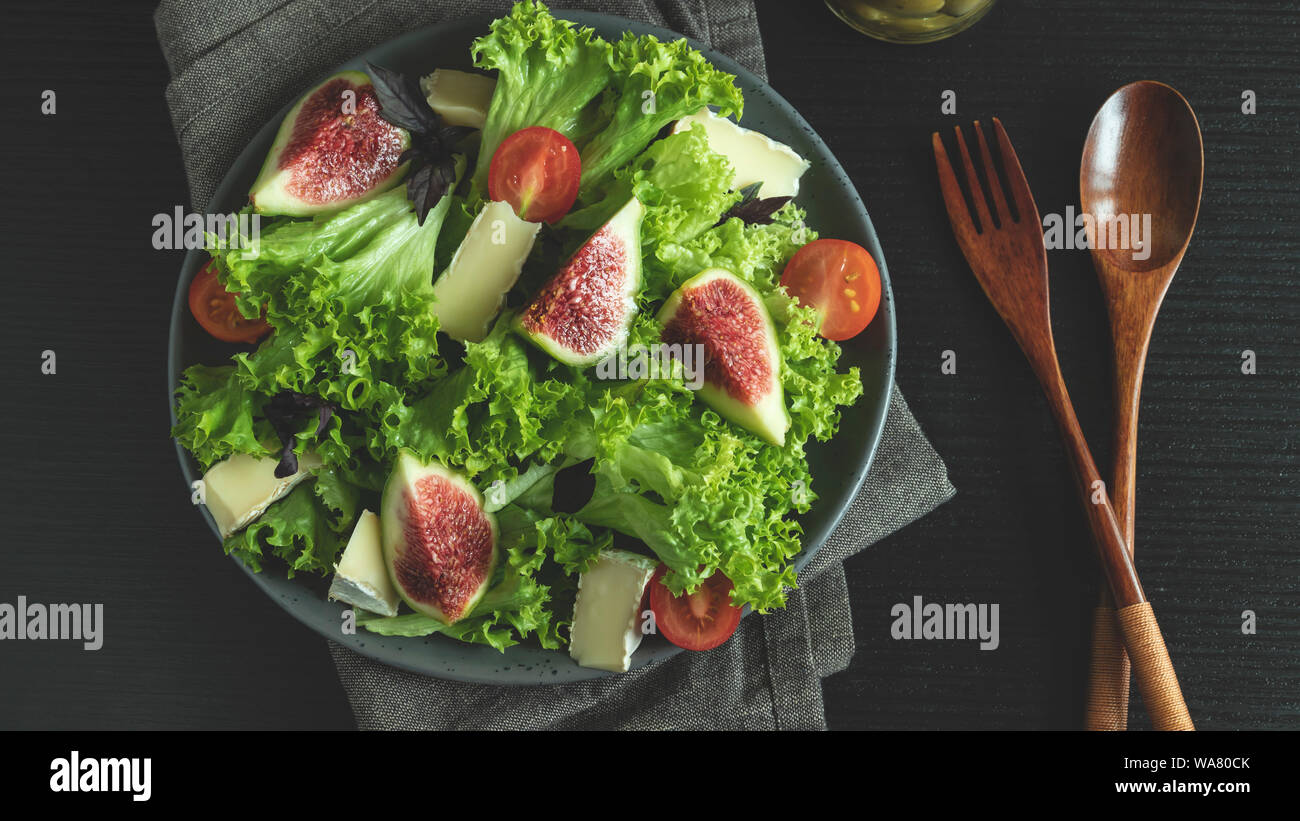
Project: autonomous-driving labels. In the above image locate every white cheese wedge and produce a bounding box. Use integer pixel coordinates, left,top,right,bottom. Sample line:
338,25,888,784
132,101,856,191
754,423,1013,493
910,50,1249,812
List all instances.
673,108,810,198
328,510,399,617
420,69,496,130
569,549,660,673
432,200,541,343
201,452,323,539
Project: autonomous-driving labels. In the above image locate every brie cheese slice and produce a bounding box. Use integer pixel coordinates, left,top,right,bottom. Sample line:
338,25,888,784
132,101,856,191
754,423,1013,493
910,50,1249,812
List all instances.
201,452,322,539
432,200,540,343
420,69,496,130
673,108,810,198
569,549,659,673
328,510,399,617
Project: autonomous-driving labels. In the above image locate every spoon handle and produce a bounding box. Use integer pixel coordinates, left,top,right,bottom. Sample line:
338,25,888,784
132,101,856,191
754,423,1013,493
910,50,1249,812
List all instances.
1085,604,1131,730
1084,275,1163,730
1084,320,1148,730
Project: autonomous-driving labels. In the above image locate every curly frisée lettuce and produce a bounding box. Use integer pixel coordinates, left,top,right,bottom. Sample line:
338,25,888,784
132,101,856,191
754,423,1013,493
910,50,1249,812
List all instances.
173,0,865,653
563,124,739,247
173,364,276,470
177,178,464,475
553,204,860,610
650,200,815,298
577,32,744,197
223,468,359,576
569,293,861,611
469,0,612,197
376,317,592,489
217,173,459,326
468,1,744,202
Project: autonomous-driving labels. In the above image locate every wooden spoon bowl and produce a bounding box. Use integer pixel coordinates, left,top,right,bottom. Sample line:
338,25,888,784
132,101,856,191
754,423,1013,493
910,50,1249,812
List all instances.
1083,81,1203,274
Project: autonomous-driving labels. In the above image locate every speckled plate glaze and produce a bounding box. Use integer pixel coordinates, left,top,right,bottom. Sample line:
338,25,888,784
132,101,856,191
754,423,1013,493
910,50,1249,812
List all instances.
168,11,896,684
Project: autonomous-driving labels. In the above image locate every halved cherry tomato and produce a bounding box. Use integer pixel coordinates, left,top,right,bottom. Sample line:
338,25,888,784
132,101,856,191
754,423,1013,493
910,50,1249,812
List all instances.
780,238,881,341
187,260,270,344
648,565,743,652
487,126,581,224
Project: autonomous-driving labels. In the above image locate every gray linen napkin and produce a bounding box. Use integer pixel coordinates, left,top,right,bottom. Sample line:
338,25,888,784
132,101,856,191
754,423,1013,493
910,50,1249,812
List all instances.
156,0,956,729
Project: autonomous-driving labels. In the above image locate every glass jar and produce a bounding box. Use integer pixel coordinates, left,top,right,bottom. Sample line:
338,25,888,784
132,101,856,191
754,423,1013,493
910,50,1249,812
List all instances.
825,0,998,44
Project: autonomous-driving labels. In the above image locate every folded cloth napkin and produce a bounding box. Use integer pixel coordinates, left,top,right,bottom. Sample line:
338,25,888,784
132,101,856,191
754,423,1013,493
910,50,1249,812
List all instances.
156,0,956,730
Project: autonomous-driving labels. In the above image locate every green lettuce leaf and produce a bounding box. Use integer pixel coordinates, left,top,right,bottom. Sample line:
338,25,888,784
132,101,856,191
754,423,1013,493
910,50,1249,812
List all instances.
354,562,554,650
563,124,738,250
377,315,591,490
649,201,814,299
177,177,465,585
577,32,744,197
173,364,275,471
223,479,348,576
469,0,613,197
216,179,457,319
560,208,862,611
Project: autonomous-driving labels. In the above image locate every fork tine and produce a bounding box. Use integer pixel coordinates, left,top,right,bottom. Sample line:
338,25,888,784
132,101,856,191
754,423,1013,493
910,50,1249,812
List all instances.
952,125,993,233
992,117,1040,225
932,131,980,246
972,120,1012,225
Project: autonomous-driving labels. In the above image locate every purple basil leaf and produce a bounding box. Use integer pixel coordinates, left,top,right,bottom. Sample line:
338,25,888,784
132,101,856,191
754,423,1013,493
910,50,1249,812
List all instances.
718,187,793,226
405,162,436,224
262,391,338,478
365,61,437,133
439,125,476,146
366,62,466,224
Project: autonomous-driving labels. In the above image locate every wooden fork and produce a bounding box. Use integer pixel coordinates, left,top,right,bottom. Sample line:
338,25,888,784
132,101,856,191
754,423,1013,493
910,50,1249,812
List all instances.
932,119,1193,731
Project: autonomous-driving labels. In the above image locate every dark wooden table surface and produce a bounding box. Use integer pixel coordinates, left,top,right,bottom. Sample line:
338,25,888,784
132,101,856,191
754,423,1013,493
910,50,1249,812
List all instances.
1,0,1296,730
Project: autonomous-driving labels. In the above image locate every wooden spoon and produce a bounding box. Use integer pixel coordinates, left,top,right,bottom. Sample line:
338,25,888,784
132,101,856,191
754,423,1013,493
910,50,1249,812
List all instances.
1080,81,1204,731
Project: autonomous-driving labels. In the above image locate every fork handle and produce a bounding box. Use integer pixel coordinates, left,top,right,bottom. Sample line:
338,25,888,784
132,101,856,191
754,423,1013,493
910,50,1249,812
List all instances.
1116,602,1195,730
1035,362,1144,606
1030,359,1193,729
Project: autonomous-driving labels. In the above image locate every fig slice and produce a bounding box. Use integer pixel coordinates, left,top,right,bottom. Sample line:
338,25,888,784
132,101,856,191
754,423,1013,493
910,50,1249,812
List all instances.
250,70,410,217
380,450,498,625
657,269,790,446
514,197,644,366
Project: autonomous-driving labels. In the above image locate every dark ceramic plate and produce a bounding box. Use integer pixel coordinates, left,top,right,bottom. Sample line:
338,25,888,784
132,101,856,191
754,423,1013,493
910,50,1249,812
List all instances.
168,11,896,684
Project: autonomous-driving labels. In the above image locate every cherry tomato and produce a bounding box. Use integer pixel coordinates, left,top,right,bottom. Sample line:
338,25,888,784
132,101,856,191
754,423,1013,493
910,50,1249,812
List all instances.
780,238,881,341
488,126,581,223
648,565,743,652
187,260,270,344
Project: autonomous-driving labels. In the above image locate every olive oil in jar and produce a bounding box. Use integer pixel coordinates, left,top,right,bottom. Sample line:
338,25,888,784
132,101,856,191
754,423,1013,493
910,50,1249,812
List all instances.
825,0,998,44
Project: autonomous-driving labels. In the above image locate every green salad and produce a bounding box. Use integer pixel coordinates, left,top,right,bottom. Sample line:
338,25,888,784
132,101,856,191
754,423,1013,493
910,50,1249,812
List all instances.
173,1,870,666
